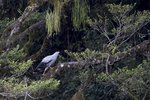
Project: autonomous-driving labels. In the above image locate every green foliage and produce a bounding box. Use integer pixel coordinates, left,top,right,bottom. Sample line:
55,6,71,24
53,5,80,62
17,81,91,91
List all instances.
0,45,25,66
107,4,150,37
0,1,150,99
88,3,150,57
0,77,25,92
0,45,33,74
23,11,45,29
0,0,27,19
72,0,89,29
106,4,134,16
9,59,33,73
46,0,62,36
26,79,60,92
97,59,150,81
65,49,102,61
0,45,60,98
5,45,33,73
138,59,150,68
79,69,89,82
97,66,149,81
0,18,10,32
82,29,108,50
96,60,150,99
0,78,60,93
6,45,26,62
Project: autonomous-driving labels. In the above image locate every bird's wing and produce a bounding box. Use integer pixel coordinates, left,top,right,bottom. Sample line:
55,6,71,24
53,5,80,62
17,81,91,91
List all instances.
42,55,53,63
34,62,47,73
45,59,53,64
34,59,53,74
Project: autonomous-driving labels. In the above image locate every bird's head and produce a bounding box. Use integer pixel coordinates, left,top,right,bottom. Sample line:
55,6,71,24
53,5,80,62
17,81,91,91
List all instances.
54,51,60,55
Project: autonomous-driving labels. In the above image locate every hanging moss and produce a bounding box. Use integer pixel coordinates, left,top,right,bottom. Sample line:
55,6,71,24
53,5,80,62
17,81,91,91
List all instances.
46,0,62,36
72,0,89,29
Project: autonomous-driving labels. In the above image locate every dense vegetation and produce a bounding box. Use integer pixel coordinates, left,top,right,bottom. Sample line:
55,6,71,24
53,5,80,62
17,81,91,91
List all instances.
0,0,150,100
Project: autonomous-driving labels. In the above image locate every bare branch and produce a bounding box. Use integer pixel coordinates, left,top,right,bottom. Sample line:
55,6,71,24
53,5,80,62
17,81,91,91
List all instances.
43,40,150,78
2,4,40,39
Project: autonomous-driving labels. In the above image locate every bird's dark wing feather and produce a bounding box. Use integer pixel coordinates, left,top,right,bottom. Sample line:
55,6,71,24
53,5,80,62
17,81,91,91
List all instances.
34,62,47,73
45,59,53,64
34,60,53,74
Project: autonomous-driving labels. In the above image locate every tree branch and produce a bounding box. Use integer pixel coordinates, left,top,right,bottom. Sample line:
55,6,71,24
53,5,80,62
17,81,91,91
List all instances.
0,20,45,50
2,4,40,39
43,40,150,78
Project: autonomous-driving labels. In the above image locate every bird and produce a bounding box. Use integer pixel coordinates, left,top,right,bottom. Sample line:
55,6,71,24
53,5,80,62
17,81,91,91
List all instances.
34,51,60,75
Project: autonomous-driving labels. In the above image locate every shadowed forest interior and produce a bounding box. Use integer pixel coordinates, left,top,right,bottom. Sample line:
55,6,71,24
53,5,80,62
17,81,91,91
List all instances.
0,0,150,100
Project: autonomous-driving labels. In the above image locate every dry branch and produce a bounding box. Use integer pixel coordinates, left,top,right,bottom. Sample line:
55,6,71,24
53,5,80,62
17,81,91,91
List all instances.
0,0,50,51
49,40,150,99
0,20,45,51
44,40,150,78
2,4,40,38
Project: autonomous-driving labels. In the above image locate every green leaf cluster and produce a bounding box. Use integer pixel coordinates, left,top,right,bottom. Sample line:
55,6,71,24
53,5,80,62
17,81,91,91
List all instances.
65,49,102,61
107,4,150,36
72,0,89,29
4,45,33,73
6,45,26,62
0,18,10,32
46,0,62,36
0,45,60,98
23,11,45,29
0,78,60,93
9,59,33,74
96,59,150,99
26,79,60,92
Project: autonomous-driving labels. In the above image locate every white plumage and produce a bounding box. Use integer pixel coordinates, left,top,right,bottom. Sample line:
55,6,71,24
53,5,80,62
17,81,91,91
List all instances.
34,51,60,74
41,51,60,66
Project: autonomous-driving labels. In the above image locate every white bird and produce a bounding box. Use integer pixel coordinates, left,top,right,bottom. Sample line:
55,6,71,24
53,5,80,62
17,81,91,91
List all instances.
34,51,60,74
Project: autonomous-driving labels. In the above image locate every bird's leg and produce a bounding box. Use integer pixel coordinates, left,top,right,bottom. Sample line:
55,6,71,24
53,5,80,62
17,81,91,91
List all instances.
42,67,55,80
42,67,50,75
